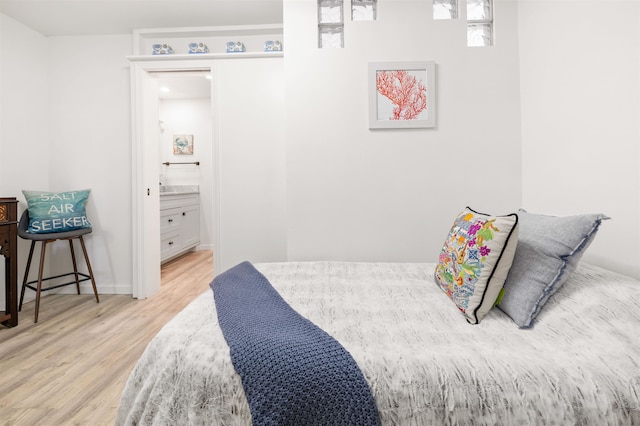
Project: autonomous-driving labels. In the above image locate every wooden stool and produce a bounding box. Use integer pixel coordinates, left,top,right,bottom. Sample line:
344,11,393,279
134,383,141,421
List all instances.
18,210,99,323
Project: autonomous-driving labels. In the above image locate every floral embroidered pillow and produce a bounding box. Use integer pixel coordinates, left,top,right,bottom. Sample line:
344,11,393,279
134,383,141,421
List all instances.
434,207,519,324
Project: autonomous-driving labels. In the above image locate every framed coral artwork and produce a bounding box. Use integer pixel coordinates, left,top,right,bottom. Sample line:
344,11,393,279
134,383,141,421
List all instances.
368,61,436,129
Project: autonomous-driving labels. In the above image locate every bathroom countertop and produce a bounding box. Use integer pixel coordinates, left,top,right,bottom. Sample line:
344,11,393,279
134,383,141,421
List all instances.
159,185,199,196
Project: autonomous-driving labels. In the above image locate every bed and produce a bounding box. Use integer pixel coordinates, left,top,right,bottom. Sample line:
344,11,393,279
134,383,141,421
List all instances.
116,209,640,425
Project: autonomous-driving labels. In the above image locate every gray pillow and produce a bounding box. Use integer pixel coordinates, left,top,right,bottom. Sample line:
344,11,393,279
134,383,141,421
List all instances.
497,210,608,328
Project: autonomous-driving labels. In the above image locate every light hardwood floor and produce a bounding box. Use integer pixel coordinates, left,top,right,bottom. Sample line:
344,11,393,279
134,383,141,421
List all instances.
0,250,214,426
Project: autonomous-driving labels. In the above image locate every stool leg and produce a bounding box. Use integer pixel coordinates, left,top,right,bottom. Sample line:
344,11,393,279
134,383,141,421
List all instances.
34,241,48,323
68,238,81,295
79,236,99,303
19,241,36,311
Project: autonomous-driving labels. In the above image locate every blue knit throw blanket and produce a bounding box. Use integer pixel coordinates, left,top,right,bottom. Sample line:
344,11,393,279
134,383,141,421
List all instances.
211,261,381,426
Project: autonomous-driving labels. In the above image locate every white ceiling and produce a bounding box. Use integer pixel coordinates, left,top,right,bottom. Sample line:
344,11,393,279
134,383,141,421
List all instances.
0,0,283,36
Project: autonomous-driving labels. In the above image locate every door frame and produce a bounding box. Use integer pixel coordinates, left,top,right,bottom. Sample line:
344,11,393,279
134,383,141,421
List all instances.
129,58,220,298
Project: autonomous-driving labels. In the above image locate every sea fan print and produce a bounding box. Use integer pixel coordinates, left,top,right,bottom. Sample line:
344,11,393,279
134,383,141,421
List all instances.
376,70,427,120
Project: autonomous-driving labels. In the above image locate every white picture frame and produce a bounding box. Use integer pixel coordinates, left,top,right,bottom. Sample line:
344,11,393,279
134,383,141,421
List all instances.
368,61,436,129
173,134,194,155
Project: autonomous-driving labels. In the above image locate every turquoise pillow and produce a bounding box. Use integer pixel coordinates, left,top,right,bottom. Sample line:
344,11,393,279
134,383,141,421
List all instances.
22,189,92,234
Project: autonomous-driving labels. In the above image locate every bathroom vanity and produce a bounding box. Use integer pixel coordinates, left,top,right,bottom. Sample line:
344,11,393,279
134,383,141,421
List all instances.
159,185,200,263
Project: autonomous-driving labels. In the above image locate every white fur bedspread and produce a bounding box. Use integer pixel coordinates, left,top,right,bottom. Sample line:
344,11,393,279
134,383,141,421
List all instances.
116,262,640,425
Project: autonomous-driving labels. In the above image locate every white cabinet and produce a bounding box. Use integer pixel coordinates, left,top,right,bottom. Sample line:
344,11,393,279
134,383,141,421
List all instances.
181,204,200,248
160,193,200,263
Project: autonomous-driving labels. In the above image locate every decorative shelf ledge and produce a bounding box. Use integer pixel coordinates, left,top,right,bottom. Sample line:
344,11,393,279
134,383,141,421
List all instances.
131,24,284,58
127,51,283,62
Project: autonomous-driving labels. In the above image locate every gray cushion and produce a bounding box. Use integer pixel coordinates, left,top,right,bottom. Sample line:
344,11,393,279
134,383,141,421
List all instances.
497,210,608,328
18,210,92,241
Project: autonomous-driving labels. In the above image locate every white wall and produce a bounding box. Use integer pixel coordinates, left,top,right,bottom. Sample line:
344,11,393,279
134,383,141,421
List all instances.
0,14,50,307
3,26,287,302
160,97,215,250
284,0,522,263
518,1,640,278
214,57,287,271
0,15,49,193
2,0,639,308
47,34,133,294
46,38,288,287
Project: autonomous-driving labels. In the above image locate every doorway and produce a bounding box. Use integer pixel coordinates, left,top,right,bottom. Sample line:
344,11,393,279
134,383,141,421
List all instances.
156,71,214,274
130,60,220,299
